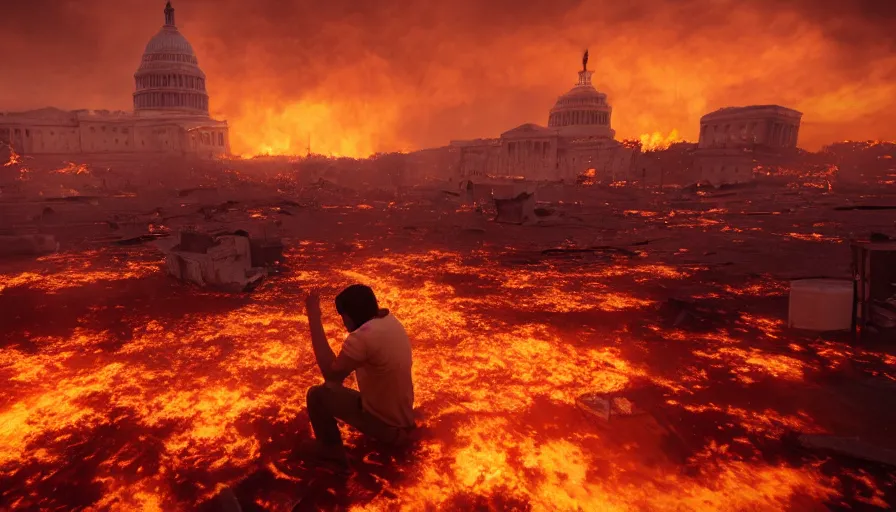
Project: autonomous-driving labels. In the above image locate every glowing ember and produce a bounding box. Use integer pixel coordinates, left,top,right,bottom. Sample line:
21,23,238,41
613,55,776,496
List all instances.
52,162,90,175
0,245,890,509
3,145,21,167
784,232,842,243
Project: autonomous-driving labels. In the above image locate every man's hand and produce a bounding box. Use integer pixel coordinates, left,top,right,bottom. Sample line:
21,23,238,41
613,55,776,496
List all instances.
305,289,322,320
305,288,337,379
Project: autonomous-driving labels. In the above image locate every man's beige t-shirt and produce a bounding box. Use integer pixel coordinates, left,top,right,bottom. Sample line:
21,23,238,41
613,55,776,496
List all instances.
340,313,415,428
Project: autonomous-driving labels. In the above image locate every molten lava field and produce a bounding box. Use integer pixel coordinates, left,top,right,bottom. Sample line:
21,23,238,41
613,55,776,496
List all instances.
2,235,895,511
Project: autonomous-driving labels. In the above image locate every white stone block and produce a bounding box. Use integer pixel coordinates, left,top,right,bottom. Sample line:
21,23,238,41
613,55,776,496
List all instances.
788,279,853,331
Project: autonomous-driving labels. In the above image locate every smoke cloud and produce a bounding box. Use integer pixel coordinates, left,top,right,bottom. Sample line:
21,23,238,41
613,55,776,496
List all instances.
1,0,894,156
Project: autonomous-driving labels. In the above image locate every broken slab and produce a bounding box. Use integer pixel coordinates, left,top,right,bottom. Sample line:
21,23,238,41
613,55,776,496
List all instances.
576,392,646,422
164,232,265,292
494,192,535,225
798,434,896,467
0,234,59,259
249,238,284,267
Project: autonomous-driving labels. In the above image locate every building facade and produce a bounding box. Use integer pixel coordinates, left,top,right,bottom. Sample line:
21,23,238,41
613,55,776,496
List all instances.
698,105,802,150
694,105,802,186
451,61,635,184
0,2,229,159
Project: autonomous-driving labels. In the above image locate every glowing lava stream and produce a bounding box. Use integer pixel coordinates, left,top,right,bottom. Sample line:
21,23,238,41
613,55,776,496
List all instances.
0,248,869,510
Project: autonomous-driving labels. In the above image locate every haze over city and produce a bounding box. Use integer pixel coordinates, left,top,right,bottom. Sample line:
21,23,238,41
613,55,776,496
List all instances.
2,1,896,511
2,0,895,157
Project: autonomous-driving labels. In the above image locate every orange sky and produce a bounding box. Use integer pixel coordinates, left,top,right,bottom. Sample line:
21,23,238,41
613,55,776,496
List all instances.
1,0,894,157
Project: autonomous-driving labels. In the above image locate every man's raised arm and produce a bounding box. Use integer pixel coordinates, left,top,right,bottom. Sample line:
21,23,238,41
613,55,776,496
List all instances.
304,291,362,384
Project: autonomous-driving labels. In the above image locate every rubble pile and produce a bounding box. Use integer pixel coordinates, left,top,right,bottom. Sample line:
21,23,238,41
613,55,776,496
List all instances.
159,230,276,291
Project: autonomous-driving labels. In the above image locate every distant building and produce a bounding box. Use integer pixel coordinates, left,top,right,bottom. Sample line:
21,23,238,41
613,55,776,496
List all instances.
450,55,636,184
694,105,802,186
0,2,229,159
698,105,802,150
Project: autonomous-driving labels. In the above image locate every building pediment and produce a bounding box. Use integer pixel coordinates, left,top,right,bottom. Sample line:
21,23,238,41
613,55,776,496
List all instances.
500,123,557,139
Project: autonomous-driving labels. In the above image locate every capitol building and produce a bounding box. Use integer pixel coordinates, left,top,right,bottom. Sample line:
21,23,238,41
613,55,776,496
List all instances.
0,2,229,159
450,53,636,184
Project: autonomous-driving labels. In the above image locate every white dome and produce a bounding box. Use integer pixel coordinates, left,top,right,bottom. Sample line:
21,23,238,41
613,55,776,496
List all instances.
133,2,209,115
143,27,196,56
548,70,615,139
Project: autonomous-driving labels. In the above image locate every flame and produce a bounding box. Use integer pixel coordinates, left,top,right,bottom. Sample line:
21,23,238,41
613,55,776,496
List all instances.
639,129,685,151
3,145,21,166
52,162,90,175
221,97,405,159
0,243,891,509
2,1,896,156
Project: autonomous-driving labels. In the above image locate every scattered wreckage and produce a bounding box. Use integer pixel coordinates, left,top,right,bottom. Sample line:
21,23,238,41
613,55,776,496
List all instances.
156,230,283,292
0,233,59,258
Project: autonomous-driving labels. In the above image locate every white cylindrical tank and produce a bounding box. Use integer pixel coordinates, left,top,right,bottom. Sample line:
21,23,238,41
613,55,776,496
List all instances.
788,279,854,331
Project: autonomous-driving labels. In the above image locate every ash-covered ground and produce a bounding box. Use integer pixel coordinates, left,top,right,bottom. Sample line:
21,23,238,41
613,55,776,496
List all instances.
1,156,895,511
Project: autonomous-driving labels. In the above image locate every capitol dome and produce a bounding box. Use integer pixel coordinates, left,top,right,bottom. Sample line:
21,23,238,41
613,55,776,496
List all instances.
133,2,209,115
547,60,614,139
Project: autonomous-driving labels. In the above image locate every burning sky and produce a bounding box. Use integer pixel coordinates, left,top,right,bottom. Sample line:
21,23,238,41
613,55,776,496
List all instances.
1,0,895,157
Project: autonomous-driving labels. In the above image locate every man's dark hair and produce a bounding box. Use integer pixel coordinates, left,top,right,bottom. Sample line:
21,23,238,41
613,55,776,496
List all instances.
335,284,379,328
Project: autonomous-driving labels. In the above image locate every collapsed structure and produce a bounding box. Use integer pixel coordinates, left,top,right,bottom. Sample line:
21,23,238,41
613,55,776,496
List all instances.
694,105,803,186
0,2,229,159
160,230,281,292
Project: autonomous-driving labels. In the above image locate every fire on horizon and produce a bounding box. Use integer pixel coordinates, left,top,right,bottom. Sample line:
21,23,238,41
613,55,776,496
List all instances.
1,0,895,157
1,2,896,511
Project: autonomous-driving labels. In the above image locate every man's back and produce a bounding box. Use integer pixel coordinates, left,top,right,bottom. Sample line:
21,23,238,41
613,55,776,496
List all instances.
340,313,415,428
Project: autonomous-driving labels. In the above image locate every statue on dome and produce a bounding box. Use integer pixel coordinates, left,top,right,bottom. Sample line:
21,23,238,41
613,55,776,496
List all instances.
582,49,589,72
165,2,175,26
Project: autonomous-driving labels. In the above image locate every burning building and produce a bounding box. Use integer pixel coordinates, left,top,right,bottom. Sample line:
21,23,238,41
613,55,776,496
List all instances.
694,105,803,186
450,55,636,184
0,2,229,159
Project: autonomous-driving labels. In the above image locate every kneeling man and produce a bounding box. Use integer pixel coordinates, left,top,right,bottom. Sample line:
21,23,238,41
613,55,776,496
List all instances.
303,284,415,465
